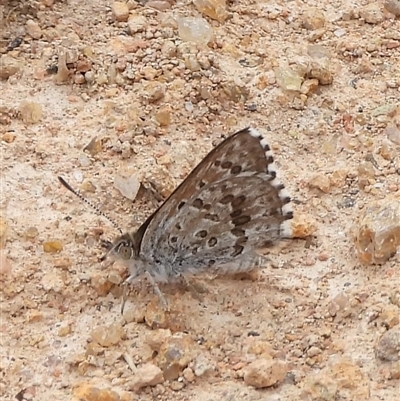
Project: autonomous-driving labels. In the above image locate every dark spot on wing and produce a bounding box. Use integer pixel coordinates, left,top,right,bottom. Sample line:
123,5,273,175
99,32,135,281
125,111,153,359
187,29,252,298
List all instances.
220,194,234,204
204,213,219,221
231,244,244,257
231,228,245,237
221,161,233,169
232,215,251,226
208,237,217,247
195,230,208,238
232,195,246,208
231,165,242,174
263,143,271,152
266,155,274,165
285,210,294,219
192,198,204,209
230,209,242,218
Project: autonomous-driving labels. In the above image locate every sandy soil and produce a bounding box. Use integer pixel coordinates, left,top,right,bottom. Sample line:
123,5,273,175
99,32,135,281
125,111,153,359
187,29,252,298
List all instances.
1,0,400,400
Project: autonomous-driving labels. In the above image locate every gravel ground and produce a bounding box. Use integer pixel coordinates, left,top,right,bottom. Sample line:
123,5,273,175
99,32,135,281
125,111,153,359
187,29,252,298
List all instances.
1,0,400,400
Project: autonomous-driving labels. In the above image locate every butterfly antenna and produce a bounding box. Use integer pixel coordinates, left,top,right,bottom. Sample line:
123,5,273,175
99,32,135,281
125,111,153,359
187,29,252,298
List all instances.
58,176,123,234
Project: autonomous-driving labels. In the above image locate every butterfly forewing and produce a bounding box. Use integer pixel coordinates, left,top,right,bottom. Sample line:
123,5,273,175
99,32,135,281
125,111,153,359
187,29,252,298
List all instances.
138,128,293,277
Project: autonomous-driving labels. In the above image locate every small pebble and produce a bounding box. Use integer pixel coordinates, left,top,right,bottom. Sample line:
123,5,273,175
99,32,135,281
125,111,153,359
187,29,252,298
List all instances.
84,71,95,82
193,0,228,22
0,55,22,79
291,213,317,238
54,53,70,84
128,363,164,392
360,3,384,24
80,180,96,193
24,227,39,239
43,240,63,253
26,20,42,39
385,124,400,145
302,359,369,399
83,136,102,156
146,1,172,11
334,28,346,37
155,107,172,126
354,200,400,264
72,384,121,401
114,173,140,201
376,326,400,361
128,14,148,34
243,358,288,388
91,323,125,347
193,354,216,377
327,292,350,318
300,78,319,95
170,381,185,391
302,8,325,30
308,174,331,193
144,82,165,102
112,1,130,22
275,67,303,92
1,133,16,143
19,101,43,124
58,323,72,337
182,367,195,382
145,329,172,351
157,333,196,380
380,307,400,329
178,17,213,45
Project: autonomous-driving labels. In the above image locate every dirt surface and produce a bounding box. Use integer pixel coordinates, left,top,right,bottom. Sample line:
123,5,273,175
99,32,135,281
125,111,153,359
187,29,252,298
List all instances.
1,0,400,400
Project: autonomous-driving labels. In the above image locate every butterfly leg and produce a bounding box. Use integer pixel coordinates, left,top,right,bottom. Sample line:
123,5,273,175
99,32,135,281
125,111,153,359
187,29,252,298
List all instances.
122,271,170,312
145,271,170,311
120,272,142,314
121,281,129,315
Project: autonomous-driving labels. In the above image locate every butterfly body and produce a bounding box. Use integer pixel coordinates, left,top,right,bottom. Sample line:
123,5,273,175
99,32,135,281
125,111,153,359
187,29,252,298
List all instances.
108,127,293,286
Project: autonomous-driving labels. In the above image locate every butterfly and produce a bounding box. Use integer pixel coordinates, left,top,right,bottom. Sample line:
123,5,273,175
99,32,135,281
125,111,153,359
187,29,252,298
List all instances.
104,127,293,304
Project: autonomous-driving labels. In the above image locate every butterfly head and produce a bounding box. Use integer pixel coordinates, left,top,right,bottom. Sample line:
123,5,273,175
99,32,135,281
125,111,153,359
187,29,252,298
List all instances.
107,232,136,261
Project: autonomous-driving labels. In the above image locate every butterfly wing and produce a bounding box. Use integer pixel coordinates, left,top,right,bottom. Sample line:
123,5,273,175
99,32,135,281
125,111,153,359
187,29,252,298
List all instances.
138,127,293,277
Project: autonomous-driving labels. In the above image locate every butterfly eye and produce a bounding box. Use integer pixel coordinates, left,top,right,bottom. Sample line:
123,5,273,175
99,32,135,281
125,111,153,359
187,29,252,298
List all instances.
117,243,133,260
